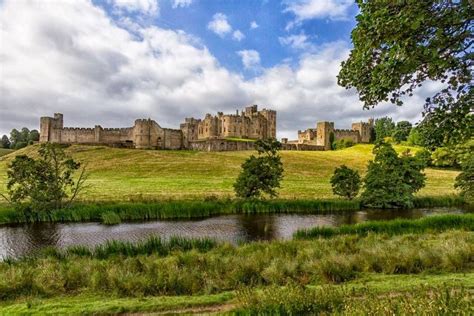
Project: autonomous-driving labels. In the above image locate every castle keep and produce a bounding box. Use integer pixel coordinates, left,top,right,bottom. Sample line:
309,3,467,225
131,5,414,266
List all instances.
40,105,276,151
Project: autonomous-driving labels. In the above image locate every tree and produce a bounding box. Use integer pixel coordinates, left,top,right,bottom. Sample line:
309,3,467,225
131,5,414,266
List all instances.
0,135,10,149
330,165,361,200
28,130,40,144
338,1,473,147
392,121,412,143
234,139,284,199
1,143,87,212
374,117,395,142
360,142,426,208
455,155,474,203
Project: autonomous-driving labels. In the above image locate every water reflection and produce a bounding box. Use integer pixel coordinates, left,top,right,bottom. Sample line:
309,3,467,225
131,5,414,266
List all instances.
0,207,469,260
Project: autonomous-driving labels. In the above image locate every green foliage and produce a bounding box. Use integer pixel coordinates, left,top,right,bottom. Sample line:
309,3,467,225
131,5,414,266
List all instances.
361,142,426,208
332,138,354,150
1,143,87,212
374,117,395,141
295,214,474,239
432,140,474,168
234,139,284,199
339,1,473,146
330,165,361,200
392,121,412,143
0,135,10,149
455,154,474,203
9,128,40,149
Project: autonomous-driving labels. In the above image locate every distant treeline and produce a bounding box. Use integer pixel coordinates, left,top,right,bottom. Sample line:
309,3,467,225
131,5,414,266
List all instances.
1,127,39,149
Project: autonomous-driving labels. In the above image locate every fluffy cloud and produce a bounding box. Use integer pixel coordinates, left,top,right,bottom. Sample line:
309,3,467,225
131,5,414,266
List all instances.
110,0,159,15
0,0,431,140
237,50,261,70
284,0,354,29
207,13,232,37
279,32,315,51
232,30,245,41
172,0,193,8
250,21,259,29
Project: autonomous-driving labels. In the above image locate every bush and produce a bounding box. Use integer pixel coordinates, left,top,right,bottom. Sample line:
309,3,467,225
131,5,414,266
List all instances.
332,138,354,150
234,139,284,199
360,142,426,208
330,165,361,200
455,155,474,203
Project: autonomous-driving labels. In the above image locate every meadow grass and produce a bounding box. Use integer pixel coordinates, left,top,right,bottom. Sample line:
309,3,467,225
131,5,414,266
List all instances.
0,230,472,300
0,144,460,201
1,273,472,314
294,213,474,239
0,149,14,157
236,282,474,315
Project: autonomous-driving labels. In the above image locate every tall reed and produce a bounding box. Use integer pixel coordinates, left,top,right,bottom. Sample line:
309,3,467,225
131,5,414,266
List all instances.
294,213,474,239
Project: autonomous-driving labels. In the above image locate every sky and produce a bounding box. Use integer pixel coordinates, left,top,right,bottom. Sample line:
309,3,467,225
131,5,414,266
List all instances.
0,0,442,139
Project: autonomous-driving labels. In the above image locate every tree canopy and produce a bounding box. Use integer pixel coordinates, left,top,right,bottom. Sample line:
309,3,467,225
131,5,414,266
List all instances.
338,1,473,146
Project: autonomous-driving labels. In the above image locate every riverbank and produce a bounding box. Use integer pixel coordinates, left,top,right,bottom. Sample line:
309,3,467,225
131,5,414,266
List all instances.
0,195,466,225
0,227,473,313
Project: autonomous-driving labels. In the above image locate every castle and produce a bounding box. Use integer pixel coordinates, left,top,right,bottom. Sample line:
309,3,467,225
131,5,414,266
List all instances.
40,105,276,151
285,119,374,150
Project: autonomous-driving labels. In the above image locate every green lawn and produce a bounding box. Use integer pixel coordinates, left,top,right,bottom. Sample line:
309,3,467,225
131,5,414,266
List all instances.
0,144,459,201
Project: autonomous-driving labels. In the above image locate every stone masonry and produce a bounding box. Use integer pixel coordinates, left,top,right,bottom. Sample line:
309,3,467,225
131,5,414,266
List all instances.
40,105,276,151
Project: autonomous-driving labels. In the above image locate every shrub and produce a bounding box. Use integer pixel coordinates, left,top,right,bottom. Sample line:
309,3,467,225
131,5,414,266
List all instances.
330,165,361,200
455,155,474,203
360,142,426,208
234,139,284,199
332,138,354,150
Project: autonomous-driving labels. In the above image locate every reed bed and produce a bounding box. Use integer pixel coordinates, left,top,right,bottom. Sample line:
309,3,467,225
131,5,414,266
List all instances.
294,213,474,239
0,231,472,300
35,236,219,261
0,195,466,225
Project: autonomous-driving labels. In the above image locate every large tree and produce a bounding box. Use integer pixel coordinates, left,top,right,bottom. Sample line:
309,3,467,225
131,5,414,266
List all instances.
338,1,473,146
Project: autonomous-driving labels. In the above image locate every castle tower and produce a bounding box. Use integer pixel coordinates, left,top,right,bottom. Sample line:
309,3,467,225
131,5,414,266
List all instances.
133,119,153,149
260,109,277,139
316,121,334,150
39,113,63,143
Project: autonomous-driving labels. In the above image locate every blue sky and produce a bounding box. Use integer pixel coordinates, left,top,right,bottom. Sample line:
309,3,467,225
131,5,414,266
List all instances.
0,0,436,139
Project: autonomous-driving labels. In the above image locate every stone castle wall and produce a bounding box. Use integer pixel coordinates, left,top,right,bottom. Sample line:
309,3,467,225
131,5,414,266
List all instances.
39,105,275,151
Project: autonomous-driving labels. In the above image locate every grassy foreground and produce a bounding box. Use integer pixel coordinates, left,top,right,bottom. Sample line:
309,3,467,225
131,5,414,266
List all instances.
0,149,14,158
0,144,460,201
0,228,473,314
1,274,472,314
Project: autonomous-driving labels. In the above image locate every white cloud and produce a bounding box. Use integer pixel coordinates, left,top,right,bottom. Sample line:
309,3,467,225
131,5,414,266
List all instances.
0,0,433,141
232,30,245,41
207,13,232,37
172,0,193,8
279,32,315,51
110,0,159,15
237,50,261,70
250,21,259,29
284,0,354,25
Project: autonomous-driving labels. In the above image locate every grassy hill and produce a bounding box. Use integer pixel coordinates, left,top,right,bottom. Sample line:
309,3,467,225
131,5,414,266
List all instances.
0,144,459,201
0,148,14,157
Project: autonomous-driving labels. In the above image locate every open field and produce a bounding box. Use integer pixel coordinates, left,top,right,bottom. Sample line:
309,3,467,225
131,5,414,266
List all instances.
0,144,460,201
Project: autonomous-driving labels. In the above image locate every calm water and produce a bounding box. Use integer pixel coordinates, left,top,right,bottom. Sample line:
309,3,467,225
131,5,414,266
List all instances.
0,207,470,260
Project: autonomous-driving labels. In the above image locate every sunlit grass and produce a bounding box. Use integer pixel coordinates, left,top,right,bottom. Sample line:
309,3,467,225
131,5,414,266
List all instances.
0,144,459,201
